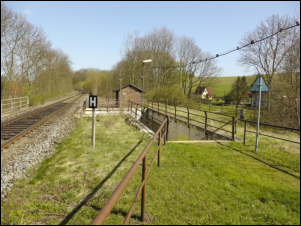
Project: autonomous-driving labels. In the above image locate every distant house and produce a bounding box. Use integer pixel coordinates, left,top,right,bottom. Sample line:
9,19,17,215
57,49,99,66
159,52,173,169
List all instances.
194,86,215,99
113,84,144,107
12,85,21,94
250,78,269,108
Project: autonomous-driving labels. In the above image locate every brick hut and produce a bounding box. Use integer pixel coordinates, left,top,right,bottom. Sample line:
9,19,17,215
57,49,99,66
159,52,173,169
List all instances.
113,84,144,107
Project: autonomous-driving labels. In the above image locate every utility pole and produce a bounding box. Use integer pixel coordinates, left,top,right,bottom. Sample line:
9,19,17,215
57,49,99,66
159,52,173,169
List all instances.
119,70,122,108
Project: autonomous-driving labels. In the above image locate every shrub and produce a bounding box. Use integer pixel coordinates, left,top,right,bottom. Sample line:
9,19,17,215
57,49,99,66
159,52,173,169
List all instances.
145,85,186,105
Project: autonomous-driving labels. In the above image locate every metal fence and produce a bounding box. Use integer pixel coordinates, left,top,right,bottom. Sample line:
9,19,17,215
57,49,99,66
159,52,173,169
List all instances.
1,96,29,113
240,119,300,145
148,98,257,120
91,116,169,225
146,100,236,141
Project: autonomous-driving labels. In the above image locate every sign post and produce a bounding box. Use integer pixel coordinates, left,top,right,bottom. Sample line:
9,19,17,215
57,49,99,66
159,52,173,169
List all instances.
250,76,268,152
89,95,98,146
255,77,262,152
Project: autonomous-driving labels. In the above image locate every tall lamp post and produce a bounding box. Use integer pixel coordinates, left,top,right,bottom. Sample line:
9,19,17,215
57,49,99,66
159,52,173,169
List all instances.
141,59,152,111
119,70,122,107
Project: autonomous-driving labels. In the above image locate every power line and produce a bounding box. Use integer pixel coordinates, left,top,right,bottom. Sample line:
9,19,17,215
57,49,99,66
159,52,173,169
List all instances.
152,21,300,71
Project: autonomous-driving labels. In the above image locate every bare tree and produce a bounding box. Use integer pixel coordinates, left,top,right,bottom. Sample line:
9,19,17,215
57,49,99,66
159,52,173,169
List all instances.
237,14,300,112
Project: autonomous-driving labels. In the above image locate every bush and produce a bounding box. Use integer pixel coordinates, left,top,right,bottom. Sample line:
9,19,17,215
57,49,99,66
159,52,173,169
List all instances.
145,85,186,105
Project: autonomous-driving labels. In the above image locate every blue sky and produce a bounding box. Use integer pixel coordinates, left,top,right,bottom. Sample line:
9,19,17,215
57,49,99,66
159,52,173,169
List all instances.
6,1,300,77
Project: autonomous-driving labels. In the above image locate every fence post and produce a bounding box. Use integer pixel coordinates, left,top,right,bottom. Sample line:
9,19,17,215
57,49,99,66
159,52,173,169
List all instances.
164,119,167,145
235,118,237,134
175,105,177,122
141,156,147,222
166,116,170,141
19,97,22,109
232,117,235,141
158,131,161,167
151,111,154,131
243,120,247,145
205,111,207,136
187,107,190,128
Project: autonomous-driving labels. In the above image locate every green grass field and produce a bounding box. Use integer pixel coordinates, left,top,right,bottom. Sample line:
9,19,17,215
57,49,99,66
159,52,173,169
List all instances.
1,115,299,225
192,75,255,97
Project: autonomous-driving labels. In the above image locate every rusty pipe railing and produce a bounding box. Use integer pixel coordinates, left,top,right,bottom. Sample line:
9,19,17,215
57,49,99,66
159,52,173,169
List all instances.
91,117,169,225
240,119,300,145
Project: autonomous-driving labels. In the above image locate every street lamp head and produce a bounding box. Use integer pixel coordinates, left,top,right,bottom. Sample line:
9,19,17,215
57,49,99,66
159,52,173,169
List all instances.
143,59,152,63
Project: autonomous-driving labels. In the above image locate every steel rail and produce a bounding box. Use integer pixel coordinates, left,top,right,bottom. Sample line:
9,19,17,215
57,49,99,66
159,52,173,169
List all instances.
1,94,83,151
1,93,80,128
245,130,300,144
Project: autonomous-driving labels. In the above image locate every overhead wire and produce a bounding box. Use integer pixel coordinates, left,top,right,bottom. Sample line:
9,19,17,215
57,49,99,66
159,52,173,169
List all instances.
151,21,300,71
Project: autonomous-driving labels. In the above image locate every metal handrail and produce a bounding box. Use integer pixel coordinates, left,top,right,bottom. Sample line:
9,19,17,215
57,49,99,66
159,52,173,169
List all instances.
147,100,236,140
91,117,169,225
240,119,300,145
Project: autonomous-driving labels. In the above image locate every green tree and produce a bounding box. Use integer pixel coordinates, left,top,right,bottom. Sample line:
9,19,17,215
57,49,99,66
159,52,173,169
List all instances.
229,76,249,117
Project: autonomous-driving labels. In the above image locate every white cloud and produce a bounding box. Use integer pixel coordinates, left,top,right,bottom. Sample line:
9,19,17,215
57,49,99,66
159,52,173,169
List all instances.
24,9,32,15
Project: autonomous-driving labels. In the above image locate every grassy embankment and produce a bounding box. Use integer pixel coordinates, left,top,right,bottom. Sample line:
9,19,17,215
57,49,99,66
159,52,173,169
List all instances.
28,90,78,106
191,76,245,97
1,115,299,225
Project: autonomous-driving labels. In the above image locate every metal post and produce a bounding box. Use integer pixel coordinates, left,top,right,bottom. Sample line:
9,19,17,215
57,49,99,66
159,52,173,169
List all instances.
141,156,147,222
255,76,262,152
187,107,190,128
166,116,170,141
205,111,207,136
151,111,154,131
158,131,161,167
141,63,145,107
92,108,95,146
175,105,177,122
243,121,247,145
164,120,167,145
232,116,235,141
119,71,122,108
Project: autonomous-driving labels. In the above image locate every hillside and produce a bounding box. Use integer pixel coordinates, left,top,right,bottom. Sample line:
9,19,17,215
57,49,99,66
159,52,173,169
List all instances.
192,75,256,97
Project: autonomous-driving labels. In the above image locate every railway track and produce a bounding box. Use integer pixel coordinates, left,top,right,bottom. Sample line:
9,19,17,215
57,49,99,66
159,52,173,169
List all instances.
1,93,84,151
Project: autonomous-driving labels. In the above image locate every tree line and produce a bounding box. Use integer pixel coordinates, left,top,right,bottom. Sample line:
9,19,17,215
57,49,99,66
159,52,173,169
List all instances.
1,2,73,104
